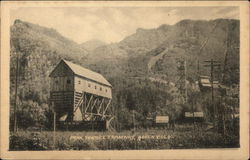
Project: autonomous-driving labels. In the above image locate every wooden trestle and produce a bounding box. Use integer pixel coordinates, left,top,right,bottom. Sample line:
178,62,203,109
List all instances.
73,92,115,131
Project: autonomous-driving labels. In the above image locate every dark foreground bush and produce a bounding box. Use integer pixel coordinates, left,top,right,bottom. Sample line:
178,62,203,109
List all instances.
9,130,239,150
10,133,48,150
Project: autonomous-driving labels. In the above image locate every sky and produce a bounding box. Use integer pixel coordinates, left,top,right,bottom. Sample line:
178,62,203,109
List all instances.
10,7,239,44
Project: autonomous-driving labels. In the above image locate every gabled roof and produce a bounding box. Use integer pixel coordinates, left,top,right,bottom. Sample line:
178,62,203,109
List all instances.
51,59,111,87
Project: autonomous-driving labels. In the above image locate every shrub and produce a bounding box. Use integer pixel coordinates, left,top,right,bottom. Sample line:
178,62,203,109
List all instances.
10,132,48,150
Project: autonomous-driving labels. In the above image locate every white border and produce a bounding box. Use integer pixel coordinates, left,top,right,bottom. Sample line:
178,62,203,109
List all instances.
1,1,249,159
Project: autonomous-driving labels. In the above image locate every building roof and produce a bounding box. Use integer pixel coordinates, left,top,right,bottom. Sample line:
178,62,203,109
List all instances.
200,78,210,84
199,76,220,89
200,75,210,78
54,59,111,87
199,82,219,89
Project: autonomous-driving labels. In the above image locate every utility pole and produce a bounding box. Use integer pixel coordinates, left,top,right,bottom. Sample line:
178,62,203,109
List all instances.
222,23,232,84
133,109,135,133
204,59,221,129
221,97,226,136
192,98,195,129
52,102,56,149
177,59,187,103
184,60,188,103
197,60,200,78
191,98,195,147
14,53,19,133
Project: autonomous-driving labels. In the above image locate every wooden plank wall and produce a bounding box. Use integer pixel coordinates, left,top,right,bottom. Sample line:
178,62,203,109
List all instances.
50,61,74,92
50,76,74,92
74,76,112,99
50,91,74,118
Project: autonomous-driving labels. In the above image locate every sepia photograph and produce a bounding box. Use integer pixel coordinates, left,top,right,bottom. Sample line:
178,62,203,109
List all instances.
0,1,249,159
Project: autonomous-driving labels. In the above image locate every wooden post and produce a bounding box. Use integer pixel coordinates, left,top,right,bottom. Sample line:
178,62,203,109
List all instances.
192,99,195,147
197,60,200,77
133,110,135,133
53,109,56,149
204,59,220,130
81,92,84,115
211,60,216,129
222,23,230,83
184,60,188,103
14,53,19,133
232,97,237,134
192,99,195,130
222,98,226,136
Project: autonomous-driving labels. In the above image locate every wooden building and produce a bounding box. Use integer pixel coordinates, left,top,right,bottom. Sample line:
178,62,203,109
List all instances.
184,112,204,123
198,75,219,92
49,59,114,130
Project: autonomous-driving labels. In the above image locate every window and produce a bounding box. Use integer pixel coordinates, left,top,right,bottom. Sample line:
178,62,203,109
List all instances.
95,86,97,89
67,79,71,84
88,83,91,87
78,80,81,84
105,89,107,92
100,87,102,91
55,80,58,84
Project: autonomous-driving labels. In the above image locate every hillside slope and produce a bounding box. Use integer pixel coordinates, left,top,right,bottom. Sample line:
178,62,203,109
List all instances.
89,19,239,83
11,19,88,59
9,18,239,129
80,39,106,52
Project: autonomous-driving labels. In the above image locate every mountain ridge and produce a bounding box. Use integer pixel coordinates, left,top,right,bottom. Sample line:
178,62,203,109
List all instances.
12,19,89,58
10,18,239,104
80,39,107,52
9,18,240,130
83,18,239,84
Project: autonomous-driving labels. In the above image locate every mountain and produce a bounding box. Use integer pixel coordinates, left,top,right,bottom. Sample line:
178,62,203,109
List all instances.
11,19,89,59
144,19,240,84
79,43,128,79
80,39,106,52
85,19,239,84
10,18,239,98
83,43,128,66
119,25,171,55
10,19,239,129
10,19,90,106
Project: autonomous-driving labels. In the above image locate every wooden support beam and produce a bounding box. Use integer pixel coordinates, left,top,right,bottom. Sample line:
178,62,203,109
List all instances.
82,94,87,120
88,98,99,120
97,98,104,114
106,116,115,132
94,98,100,112
74,93,84,112
102,99,111,118
84,112,112,117
81,92,84,114
85,95,93,112
90,98,98,113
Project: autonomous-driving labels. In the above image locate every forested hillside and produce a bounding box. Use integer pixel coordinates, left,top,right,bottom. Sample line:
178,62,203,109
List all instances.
85,19,239,84
10,18,239,130
80,39,106,52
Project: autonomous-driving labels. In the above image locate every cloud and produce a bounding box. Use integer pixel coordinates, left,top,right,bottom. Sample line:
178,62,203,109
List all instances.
10,6,239,44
